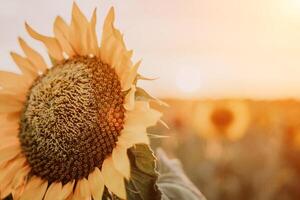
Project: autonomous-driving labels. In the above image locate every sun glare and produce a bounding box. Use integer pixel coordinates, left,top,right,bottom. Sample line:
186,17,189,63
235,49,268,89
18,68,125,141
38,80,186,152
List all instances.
280,0,300,17
175,66,202,95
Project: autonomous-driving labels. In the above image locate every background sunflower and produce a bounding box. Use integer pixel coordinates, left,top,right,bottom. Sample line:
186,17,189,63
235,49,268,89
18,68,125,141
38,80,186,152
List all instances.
192,100,250,141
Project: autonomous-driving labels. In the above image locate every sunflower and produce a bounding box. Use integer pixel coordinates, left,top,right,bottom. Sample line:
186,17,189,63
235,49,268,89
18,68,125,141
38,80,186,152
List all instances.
193,100,250,141
0,3,162,200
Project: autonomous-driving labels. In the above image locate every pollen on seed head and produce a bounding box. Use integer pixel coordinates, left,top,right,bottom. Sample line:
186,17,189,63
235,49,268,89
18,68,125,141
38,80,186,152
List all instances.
19,57,125,184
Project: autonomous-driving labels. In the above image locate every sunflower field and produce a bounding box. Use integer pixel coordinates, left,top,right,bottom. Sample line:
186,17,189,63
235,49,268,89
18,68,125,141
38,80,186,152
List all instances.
150,99,300,200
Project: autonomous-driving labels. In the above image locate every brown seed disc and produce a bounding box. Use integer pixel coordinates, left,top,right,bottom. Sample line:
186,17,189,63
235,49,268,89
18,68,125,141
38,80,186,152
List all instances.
19,56,125,183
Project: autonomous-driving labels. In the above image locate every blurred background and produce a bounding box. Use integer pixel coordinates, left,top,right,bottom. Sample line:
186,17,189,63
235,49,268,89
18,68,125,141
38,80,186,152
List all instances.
2,0,300,199
150,99,300,200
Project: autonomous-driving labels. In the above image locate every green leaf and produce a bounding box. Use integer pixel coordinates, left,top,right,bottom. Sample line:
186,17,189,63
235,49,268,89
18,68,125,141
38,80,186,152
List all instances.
125,144,162,200
156,149,207,200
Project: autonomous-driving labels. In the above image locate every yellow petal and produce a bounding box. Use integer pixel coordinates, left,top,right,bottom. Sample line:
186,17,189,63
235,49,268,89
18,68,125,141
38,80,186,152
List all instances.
101,7,133,74
73,178,91,200
0,88,27,103
121,61,140,91
0,90,28,104
124,85,136,111
12,183,25,200
65,193,74,200
70,2,89,56
60,180,75,200
0,115,19,129
0,113,20,124
0,142,21,164
6,111,22,122
20,177,48,200
101,7,115,49
87,8,99,56
53,16,75,57
0,164,13,198
0,136,19,148
101,35,117,65
10,52,37,79
112,145,130,180
0,126,18,139
109,32,125,68
125,101,162,128
44,182,62,200
11,165,30,189
102,157,126,199
24,176,43,189
122,123,146,135
87,167,104,200
25,22,64,61
0,185,12,199
118,130,149,148
65,193,76,200
18,37,48,72
0,94,23,113
101,7,116,64
115,49,132,76
0,157,26,193
0,71,29,91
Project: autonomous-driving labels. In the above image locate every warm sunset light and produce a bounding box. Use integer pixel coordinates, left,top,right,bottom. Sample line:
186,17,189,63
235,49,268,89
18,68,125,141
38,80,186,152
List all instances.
2,0,300,99
175,66,202,95
281,0,300,16
2,1,300,200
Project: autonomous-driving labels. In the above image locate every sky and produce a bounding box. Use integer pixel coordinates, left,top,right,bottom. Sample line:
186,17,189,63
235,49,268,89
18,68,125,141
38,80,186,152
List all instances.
1,0,300,99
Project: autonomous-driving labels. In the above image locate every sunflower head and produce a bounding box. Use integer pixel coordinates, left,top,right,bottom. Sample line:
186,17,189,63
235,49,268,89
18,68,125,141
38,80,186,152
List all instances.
19,57,126,184
0,3,162,200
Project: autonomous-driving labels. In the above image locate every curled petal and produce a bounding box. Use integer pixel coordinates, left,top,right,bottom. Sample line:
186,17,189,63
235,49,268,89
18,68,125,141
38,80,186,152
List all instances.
124,85,136,111
121,61,140,91
25,22,64,61
18,37,48,72
10,52,37,80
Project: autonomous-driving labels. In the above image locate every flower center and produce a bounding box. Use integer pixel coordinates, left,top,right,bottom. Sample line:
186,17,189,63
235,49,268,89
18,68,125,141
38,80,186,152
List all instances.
211,108,234,132
19,57,125,183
